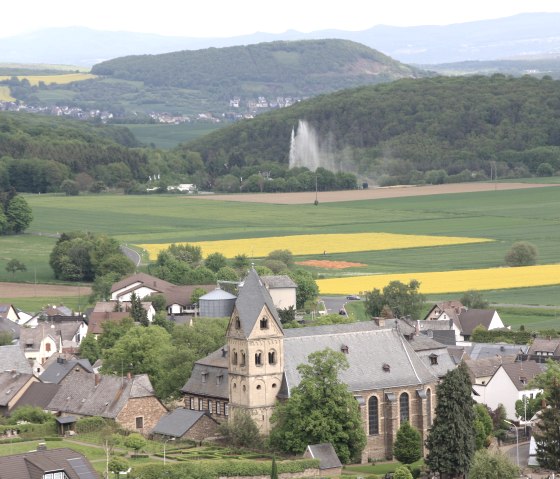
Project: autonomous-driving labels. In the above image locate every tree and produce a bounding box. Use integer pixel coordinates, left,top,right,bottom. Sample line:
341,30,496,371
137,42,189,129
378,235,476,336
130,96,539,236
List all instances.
460,290,489,309
108,457,129,477
216,265,239,282
393,465,413,479
393,421,422,465
9,405,52,424
4,195,32,233
89,272,121,302
365,279,424,319
277,306,296,324
60,179,80,196
190,287,207,306
271,456,278,479
514,393,542,422
425,363,476,478
504,241,538,267
145,293,167,312
468,449,519,479
165,243,202,266
130,292,148,326
79,333,101,364
205,252,227,272
5,258,26,277
532,361,560,471
124,433,147,453
218,409,261,448
266,249,294,269
269,348,366,463
473,403,494,450
288,269,319,309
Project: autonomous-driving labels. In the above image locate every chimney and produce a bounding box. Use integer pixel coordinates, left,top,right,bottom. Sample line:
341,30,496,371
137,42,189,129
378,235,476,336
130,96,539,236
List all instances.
94,373,101,386
374,317,385,327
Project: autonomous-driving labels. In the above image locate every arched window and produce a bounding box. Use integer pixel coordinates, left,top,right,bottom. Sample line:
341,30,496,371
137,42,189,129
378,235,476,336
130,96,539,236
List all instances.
45,343,51,352
240,351,246,367
235,317,241,329
368,396,379,435
255,352,262,366
400,392,410,423
232,351,238,365
260,317,269,329
268,350,277,364
426,388,432,426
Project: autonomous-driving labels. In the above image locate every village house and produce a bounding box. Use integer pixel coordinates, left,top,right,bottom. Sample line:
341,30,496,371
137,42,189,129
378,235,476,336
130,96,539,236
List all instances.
472,360,545,420
183,269,440,462
526,337,560,363
46,368,167,435
0,304,20,323
152,408,220,442
0,370,37,416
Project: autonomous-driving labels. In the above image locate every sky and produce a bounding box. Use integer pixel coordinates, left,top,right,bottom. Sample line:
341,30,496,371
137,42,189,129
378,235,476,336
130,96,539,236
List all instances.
3,0,560,39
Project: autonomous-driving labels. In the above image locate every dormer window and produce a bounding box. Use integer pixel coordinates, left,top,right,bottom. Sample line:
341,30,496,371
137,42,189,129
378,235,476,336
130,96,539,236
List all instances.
382,363,390,372
201,372,208,383
429,354,438,365
341,345,349,354
520,376,527,385
260,317,269,329
217,374,223,385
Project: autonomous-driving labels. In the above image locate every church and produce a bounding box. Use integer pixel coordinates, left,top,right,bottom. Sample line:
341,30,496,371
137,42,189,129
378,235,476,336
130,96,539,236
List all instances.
182,269,441,462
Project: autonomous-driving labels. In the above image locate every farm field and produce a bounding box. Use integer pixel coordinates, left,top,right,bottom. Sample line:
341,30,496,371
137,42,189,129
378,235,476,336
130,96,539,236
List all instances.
0,73,96,85
0,85,14,101
1,182,559,307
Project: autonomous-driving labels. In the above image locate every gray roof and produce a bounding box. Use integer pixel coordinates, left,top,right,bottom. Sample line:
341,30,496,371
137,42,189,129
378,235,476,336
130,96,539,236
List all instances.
181,348,228,399
457,309,497,335
406,335,456,378
464,355,517,380
0,371,34,407
501,360,547,391
417,319,454,331
467,342,528,360
199,288,237,300
0,317,20,340
235,269,283,337
40,359,93,384
12,382,60,410
528,338,560,356
0,345,32,374
306,443,342,470
261,275,297,289
152,408,216,437
47,373,158,419
0,447,99,479
282,322,438,396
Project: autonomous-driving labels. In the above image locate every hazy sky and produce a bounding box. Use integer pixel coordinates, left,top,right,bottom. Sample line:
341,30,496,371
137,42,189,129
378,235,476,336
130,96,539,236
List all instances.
3,0,560,38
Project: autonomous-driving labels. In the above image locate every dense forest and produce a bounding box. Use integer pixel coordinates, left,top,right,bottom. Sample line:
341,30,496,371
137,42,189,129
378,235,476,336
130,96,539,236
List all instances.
92,40,424,98
180,74,560,184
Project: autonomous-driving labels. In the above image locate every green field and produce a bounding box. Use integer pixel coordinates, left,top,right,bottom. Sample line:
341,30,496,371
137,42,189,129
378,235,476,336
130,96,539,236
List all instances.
125,122,225,148
1,184,560,307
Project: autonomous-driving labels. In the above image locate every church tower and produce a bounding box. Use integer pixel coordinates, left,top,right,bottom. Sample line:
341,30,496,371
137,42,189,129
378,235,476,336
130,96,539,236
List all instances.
226,268,284,434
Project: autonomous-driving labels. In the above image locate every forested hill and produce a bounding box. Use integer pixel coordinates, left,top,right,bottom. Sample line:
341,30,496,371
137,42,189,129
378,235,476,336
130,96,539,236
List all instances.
178,75,560,184
0,113,149,193
91,39,425,97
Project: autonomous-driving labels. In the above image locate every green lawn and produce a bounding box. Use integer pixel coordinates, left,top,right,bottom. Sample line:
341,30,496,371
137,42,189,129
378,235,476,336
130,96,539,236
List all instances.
0,184,558,308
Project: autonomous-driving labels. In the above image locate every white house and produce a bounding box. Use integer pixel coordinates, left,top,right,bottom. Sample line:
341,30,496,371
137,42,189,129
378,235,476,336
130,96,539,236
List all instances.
431,308,506,343
260,275,297,310
472,360,545,420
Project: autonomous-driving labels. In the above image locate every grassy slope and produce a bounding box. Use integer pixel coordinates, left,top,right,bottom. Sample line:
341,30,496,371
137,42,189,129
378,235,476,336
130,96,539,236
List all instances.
1,184,559,305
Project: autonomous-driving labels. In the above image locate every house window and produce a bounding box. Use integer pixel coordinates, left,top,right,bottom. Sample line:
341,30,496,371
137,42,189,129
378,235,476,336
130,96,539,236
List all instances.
225,404,229,416
426,388,433,426
216,401,221,415
201,372,208,383
208,400,213,413
429,354,438,365
368,396,379,435
135,416,144,429
198,398,203,410
189,397,195,410
217,374,223,385
400,392,410,423
45,343,51,352
260,317,269,329
268,350,277,365
232,351,238,365
255,352,262,366
240,351,246,367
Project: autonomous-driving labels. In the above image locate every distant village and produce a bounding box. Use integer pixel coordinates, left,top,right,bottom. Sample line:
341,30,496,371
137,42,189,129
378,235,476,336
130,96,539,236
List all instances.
0,95,303,125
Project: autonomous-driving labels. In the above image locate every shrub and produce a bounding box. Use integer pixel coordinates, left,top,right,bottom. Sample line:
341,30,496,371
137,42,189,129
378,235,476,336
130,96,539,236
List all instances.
505,241,538,267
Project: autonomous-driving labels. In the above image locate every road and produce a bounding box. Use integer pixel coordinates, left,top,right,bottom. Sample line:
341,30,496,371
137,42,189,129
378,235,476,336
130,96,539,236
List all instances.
120,244,142,267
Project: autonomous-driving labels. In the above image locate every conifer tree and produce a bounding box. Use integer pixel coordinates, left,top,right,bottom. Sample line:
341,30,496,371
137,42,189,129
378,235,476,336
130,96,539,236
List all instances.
425,363,476,478
393,421,422,464
533,377,560,471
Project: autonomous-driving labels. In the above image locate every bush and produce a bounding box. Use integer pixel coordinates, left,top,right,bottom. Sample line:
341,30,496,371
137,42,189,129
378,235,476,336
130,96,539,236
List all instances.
75,416,109,433
504,241,538,267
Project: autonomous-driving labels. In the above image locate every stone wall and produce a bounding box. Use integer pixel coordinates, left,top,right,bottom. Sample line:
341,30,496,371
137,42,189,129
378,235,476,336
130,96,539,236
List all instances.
183,415,220,442
218,468,319,479
117,396,167,435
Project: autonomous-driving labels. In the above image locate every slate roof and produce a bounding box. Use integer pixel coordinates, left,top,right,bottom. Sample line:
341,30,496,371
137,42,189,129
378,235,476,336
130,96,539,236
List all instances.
0,304,18,321
281,322,438,397
235,269,283,337
181,347,228,399
152,408,216,437
40,358,93,384
0,447,99,479
464,355,517,381
0,371,34,407
47,373,158,419
0,316,19,340
500,360,547,391
457,309,497,335
12,382,60,410
528,338,560,356
467,342,528,360
306,443,342,470
88,311,131,335
19,322,84,352
261,275,297,289
0,345,32,374
110,272,175,295
407,334,456,377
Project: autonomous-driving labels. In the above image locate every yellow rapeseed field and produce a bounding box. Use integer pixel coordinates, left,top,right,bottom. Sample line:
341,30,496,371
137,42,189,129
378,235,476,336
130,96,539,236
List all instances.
0,73,96,86
316,264,560,295
139,232,492,260
0,86,15,102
